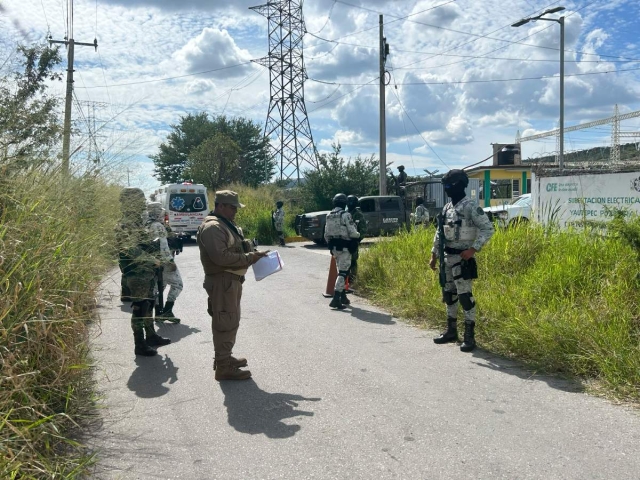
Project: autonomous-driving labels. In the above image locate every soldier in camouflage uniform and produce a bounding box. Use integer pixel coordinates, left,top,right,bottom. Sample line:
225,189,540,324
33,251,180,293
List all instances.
346,195,367,289
272,201,286,247
115,188,171,357
429,170,494,352
147,202,182,324
413,197,430,228
324,193,360,309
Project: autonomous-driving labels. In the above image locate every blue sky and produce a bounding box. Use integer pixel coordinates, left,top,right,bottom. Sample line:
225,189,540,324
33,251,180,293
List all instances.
1,0,639,190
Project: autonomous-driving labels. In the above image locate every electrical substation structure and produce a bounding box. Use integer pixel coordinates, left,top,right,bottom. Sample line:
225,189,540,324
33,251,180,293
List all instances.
250,0,319,182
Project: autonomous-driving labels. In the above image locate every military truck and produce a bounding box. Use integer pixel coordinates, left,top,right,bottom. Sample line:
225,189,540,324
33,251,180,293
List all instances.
295,178,481,244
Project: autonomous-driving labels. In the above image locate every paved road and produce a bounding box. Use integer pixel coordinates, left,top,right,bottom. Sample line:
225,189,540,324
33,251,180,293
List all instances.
88,241,640,480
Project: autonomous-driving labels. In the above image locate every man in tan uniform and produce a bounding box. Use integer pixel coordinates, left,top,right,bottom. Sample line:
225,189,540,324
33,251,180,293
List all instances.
197,190,269,381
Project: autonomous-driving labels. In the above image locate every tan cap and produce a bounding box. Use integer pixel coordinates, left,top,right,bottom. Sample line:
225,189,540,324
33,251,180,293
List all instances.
214,190,245,208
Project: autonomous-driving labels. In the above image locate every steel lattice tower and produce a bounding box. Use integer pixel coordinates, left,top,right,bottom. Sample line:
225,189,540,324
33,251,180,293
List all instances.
250,0,318,182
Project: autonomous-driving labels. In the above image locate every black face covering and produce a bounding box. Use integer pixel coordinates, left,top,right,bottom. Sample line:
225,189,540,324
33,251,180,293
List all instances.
444,181,466,204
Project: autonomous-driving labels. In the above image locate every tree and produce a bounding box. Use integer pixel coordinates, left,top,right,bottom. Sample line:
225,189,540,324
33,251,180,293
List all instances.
299,144,378,211
184,133,242,190
152,113,275,186
0,44,62,169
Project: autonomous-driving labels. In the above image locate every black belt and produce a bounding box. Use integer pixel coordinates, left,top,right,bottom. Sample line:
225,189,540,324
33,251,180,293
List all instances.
445,247,465,254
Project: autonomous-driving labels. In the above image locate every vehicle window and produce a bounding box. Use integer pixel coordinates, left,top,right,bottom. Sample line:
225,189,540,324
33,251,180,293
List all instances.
360,199,376,213
379,198,400,211
169,194,207,212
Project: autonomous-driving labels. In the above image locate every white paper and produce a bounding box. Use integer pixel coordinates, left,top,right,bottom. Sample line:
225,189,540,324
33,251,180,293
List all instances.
252,250,284,281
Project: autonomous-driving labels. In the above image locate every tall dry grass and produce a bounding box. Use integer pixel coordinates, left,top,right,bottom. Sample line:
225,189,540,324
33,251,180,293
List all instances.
0,169,121,478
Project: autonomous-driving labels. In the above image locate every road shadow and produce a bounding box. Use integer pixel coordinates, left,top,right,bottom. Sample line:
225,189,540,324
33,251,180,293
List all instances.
127,354,178,398
301,243,326,250
155,321,201,343
219,380,320,439
470,349,585,395
348,306,396,325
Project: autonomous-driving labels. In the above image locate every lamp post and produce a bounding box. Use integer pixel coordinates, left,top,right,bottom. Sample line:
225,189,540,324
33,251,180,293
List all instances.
512,6,565,169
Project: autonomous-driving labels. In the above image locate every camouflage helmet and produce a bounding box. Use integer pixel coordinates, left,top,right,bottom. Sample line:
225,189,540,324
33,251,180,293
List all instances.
119,187,146,213
441,169,469,188
332,193,348,208
119,187,145,203
346,195,359,209
147,201,164,221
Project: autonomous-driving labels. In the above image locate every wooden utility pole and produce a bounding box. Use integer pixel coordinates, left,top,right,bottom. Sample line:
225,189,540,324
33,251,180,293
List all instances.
49,0,98,175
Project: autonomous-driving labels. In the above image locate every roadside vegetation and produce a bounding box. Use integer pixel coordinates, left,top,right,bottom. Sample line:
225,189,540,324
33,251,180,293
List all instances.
0,170,121,478
357,221,640,402
206,183,302,245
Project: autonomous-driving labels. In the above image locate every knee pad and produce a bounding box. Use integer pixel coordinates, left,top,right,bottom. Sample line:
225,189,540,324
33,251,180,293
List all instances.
338,270,349,279
458,292,476,311
443,291,458,306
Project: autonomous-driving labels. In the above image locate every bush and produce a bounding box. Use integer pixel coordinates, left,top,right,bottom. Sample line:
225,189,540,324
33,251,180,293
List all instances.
358,223,640,401
0,169,121,477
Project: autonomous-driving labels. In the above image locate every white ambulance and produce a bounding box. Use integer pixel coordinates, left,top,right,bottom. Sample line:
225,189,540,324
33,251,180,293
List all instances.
152,182,209,238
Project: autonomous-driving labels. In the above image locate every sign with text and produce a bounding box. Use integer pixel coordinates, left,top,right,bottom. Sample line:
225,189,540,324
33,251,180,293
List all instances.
533,170,640,226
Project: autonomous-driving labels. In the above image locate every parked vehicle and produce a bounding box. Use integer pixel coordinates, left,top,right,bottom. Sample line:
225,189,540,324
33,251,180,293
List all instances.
483,193,531,227
295,178,482,243
295,195,410,244
151,182,209,238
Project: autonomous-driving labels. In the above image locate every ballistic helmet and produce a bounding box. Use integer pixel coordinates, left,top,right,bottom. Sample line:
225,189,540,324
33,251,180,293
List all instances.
147,202,164,221
346,195,359,209
441,169,469,188
416,197,424,206
332,193,348,208
398,165,405,171
276,201,284,208
119,187,146,214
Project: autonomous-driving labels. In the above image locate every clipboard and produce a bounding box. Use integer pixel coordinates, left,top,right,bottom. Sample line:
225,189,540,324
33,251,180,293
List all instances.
252,250,284,281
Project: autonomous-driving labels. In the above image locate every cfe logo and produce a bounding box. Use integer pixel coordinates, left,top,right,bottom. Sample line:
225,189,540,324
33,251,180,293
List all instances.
546,183,558,192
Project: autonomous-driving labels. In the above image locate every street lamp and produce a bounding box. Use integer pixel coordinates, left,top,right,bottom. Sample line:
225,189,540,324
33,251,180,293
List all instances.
512,6,566,169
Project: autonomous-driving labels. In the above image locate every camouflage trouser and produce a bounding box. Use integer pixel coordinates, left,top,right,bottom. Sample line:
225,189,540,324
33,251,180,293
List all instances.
348,247,359,284
331,248,352,293
444,253,476,323
155,266,183,303
122,272,156,332
275,223,285,244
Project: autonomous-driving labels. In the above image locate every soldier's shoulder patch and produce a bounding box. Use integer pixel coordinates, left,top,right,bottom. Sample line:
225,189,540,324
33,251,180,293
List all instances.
476,207,485,215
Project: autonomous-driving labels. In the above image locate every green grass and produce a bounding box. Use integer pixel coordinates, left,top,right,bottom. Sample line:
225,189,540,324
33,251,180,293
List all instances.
207,183,303,245
1,169,121,478
357,222,640,401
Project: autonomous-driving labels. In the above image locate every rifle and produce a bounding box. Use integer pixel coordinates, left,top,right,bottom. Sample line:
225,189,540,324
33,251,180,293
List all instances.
436,213,446,300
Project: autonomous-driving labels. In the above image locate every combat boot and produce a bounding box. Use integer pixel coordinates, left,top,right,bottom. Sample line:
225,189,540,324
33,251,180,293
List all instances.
329,291,346,310
214,356,248,370
340,291,350,305
215,360,252,381
434,317,459,344
133,330,157,357
156,301,181,324
144,323,171,347
460,321,476,352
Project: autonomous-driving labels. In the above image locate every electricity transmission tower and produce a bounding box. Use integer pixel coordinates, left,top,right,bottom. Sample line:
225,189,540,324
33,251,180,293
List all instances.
250,0,318,182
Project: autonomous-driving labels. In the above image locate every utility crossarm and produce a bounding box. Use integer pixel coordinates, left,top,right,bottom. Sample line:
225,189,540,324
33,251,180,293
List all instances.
518,109,640,142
